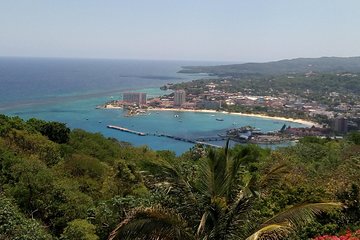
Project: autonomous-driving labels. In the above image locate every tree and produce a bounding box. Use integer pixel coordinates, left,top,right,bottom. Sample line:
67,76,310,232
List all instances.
108,142,341,240
4,156,55,219
347,131,360,145
61,219,99,240
26,118,70,144
40,122,70,144
0,194,53,240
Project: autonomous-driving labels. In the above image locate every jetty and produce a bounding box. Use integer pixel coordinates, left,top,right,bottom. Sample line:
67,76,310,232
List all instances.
106,124,297,147
196,141,222,148
195,136,227,142
107,125,221,148
107,125,147,136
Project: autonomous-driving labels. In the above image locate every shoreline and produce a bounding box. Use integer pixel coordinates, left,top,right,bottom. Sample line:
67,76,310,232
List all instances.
148,108,317,126
102,104,318,126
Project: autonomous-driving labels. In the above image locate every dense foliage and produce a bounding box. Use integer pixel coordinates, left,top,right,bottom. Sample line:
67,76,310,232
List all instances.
0,114,359,239
172,73,360,104
179,56,360,76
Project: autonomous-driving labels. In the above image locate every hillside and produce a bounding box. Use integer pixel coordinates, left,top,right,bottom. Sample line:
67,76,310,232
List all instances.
0,115,359,239
179,56,360,76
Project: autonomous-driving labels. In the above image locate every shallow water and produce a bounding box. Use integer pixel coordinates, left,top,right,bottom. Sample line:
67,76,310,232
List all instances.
0,58,305,154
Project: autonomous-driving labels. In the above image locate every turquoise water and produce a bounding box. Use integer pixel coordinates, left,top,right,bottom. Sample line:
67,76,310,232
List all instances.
0,58,306,154
3,90,305,154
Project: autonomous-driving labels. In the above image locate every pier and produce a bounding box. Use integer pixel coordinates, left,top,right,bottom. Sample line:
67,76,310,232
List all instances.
107,125,147,136
196,136,227,142
107,125,222,148
107,124,292,148
195,141,222,148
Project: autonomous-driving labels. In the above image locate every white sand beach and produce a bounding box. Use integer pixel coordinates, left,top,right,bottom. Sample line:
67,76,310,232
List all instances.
102,104,318,127
102,104,123,109
147,108,318,126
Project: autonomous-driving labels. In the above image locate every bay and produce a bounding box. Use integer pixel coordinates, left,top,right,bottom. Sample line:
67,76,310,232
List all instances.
0,57,305,154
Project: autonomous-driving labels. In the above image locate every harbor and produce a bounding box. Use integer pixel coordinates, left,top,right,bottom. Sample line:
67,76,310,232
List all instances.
106,124,289,148
107,122,325,148
99,103,312,153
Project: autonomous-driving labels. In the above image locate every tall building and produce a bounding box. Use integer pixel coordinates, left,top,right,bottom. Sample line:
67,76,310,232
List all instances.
174,90,186,106
122,92,147,105
334,116,348,134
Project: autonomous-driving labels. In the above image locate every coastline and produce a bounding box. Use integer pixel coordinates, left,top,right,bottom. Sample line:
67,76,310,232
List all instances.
147,108,317,126
102,104,318,127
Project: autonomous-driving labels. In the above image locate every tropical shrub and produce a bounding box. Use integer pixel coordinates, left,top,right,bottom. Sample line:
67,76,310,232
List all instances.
313,229,360,240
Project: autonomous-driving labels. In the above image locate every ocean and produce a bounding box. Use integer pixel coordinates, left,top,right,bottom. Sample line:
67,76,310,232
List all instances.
0,57,306,154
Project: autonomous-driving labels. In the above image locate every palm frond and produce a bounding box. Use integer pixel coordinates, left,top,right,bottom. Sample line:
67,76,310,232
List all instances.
197,149,229,198
108,207,193,240
262,202,342,227
223,190,254,238
258,163,289,189
224,138,230,159
225,145,263,201
143,157,197,202
246,202,342,240
246,223,291,240
226,153,246,198
151,158,183,183
196,211,210,236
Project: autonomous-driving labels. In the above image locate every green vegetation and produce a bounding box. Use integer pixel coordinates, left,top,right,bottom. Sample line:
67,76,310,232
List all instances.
172,73,360,105
179,56,360,76
0,114,359,239
0,195,53,240
109,142,341,240
169,71,360,127
174,57,360,129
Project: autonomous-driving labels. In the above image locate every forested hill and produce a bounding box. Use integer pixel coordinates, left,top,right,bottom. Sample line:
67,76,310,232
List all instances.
0,114,359,239
179,56,360,76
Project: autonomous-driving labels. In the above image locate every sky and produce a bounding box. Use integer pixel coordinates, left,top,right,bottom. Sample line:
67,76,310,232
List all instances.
1,0,360,62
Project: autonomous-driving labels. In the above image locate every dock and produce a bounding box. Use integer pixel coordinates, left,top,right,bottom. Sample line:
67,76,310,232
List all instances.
195,141,222,148
196,136,227,142
107,125,222,148
107,125,147,136
106,124,296,148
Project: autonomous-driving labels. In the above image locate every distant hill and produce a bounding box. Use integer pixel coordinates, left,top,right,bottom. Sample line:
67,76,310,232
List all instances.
179,56,360,76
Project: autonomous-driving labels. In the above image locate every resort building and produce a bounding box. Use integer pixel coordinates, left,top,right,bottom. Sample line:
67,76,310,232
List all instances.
122,92,147,105
174,90,186,106
333,116,348,134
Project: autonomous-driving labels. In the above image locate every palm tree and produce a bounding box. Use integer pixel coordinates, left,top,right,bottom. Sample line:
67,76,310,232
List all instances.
108,142,341,240
108,206,194,240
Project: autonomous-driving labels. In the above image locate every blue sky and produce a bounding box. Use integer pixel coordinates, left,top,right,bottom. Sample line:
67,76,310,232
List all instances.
1,0,360,62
